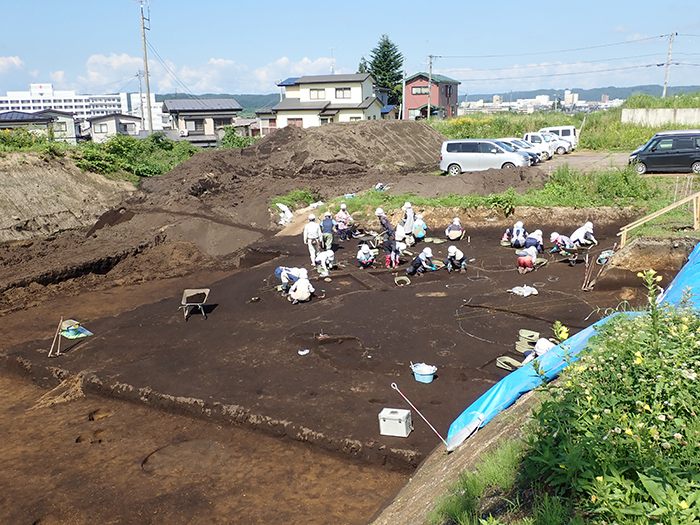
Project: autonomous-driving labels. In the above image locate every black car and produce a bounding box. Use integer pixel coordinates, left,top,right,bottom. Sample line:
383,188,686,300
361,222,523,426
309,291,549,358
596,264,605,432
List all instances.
629,130,700,174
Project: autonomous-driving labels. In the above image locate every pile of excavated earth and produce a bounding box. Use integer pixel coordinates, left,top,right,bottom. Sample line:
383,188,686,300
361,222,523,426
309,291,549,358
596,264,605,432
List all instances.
1,120,696,524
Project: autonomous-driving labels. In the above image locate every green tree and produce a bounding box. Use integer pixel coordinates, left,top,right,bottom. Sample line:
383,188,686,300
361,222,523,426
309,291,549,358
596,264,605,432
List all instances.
367,35,404,106
357,56,369,74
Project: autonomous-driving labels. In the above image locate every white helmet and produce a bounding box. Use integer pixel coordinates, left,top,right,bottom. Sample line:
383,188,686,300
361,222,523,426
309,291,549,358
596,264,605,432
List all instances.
453,217,461,225
375,208,384,216
361,244,370,254
515,221,523,229
299,268,308,279
533,229,543,241
340,203,347,210
448,245,457,256
403,202,412,209
422,247,433,258
309,213,316,221
585,221,593,230
324,211,331,217
416,214,423,219
550,232,559,243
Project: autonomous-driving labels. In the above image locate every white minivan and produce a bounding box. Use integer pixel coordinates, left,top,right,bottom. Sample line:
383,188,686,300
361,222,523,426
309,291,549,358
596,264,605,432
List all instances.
539,126,578,149
439,139,530,175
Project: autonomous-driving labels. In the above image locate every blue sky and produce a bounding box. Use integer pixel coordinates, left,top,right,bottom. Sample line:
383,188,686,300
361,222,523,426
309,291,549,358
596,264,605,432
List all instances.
1,0,699,97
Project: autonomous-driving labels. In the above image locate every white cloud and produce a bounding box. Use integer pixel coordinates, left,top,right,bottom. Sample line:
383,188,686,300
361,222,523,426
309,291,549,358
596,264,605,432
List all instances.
50,70,66,84
0,56,23,74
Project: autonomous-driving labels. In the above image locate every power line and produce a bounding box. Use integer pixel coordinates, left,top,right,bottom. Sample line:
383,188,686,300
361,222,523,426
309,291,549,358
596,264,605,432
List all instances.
438,34,669,60
452,63,666,83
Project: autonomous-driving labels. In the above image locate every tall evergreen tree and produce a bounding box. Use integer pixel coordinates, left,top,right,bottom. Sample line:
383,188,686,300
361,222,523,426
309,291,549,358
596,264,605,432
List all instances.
357,56,369,74
367,35,404,106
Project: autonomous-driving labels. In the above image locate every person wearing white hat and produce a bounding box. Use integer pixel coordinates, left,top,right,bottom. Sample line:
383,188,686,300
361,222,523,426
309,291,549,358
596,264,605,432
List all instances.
413,214,427,241
376,207,399,268
550,231,575,253
303,213,323,265
288,268,315,304
335,203,353,241
444,245,467,273
356,243,375,269
570,221,597,247
445,217,465,241
274,266,304,295
406,247,436,276
400,202,416,246
315,249,335,277
320,210,337,250
517,245,538,274
524,229,544,253
502,221,527,248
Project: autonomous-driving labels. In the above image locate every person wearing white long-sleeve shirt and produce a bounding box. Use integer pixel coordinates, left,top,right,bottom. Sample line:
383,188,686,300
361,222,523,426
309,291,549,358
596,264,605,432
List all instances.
303,214,323,265
570,221,597,247
289,269,315,304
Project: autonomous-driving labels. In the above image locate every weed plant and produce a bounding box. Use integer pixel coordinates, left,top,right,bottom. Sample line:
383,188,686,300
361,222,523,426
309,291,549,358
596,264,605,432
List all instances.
524,271,700,522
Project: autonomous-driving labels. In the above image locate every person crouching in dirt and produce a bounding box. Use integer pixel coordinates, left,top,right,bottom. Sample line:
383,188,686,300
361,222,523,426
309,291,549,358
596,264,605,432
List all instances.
570,221,598,248
413,214,427,242
517,246,538,274
524,229,544,253
288,269,315,304
315,249,335,278
502,221,527,248
275,266,304,295
407,247,437,276
303,214,323,265
320,211,337,251
445,245,467,273
376,207,399,268
445,217,465,241
335,204,353,241
357,244,375,269
549,232,575,254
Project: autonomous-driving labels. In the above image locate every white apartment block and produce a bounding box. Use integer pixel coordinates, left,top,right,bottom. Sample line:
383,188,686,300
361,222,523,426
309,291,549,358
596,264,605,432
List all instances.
128,92,166,131
0,83,128,121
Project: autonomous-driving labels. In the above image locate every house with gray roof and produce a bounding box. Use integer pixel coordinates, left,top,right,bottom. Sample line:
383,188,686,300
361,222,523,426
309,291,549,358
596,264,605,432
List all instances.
271,74,384,129
162,98,243,147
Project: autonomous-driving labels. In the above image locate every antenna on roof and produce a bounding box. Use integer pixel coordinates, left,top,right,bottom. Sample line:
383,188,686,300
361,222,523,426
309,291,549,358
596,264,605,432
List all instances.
330,47,336,74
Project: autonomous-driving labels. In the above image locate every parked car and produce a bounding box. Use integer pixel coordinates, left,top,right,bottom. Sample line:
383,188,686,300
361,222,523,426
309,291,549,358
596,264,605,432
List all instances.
521,132,556,159
499,137,547,163
539,125,579,149
628,130,700,174
440,139,530,175
498,138,541,164
540,132,572,155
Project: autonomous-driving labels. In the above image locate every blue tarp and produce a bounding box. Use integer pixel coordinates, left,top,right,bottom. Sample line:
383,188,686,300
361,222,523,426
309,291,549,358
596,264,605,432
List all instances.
446,241,700,452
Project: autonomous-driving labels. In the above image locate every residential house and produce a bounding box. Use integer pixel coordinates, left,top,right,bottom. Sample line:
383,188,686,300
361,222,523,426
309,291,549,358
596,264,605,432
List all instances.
162,98,242,147
381,105,398,120
86,113,143,143
404,73,460,120
271,74,384,128
36,109,78,145
0,110,55,136
255,107,277,136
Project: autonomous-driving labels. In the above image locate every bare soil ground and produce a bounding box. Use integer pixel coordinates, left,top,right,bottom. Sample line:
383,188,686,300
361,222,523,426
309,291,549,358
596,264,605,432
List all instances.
0,123,689,524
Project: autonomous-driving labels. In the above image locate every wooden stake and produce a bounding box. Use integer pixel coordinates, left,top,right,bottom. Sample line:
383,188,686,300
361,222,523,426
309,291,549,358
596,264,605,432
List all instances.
48,317,63,358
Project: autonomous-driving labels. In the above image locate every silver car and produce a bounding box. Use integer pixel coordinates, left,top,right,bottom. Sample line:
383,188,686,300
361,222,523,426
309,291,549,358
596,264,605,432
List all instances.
440,139,530,175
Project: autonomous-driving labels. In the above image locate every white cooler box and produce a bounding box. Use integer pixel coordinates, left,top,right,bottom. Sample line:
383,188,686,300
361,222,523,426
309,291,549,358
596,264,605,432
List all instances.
378,408,413,437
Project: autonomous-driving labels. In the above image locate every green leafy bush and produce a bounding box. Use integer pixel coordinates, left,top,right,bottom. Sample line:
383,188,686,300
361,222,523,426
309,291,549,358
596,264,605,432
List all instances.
524,271,700,522
220,127,258,149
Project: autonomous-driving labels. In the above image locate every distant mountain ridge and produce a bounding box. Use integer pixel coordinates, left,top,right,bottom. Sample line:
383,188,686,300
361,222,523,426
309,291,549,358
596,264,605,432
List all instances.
460,85,700,104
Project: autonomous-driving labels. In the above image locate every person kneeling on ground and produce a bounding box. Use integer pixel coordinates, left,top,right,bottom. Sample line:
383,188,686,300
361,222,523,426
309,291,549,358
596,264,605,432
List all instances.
445,217,465,241
549,231,575,253
517,246,538,274
315,249,335,277
570,221,597,247
522,337,556,365
445,245,467,273
524,229,544,253
413,214,427,242
502,221,527,248
357,244,375,268
406,247,436,276
335,204,353,241
275,266,304,294
288,269,315,304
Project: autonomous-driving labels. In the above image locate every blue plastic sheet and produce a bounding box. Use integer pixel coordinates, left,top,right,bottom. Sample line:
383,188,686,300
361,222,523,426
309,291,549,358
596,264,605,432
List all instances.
446,241,700,451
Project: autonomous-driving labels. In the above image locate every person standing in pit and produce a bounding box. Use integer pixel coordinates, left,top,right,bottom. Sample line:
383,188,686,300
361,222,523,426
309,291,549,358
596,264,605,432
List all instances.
376,207,399,268
320,211,337,251
303,214,323,265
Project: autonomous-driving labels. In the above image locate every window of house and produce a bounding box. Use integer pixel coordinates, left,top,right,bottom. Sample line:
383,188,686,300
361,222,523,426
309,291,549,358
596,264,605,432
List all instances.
54,122,67,132
185,119,204,132
214,118,230,128
96,123,108,133
288,118,303,128
335,87,351,99
349,117,361,122
411,86,430,95
310,88,325,100
121,123,135,132
446,85,453,97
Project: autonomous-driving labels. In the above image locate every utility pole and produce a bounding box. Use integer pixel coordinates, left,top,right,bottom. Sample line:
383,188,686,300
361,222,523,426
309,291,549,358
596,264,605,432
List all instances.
427,54,433,121
137,70,145,130
401,60,406,120
662,32,676,99
140,0,154,134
